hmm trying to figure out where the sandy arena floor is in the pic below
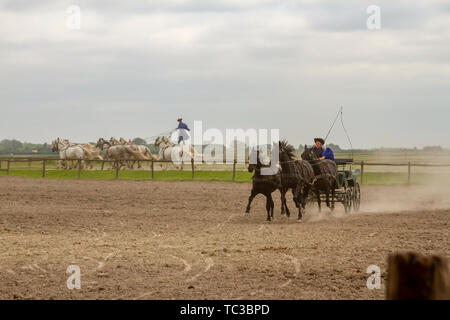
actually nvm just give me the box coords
[0,176,449,299]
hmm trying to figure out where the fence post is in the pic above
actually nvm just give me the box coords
[151,160,154,180]
[77,159,82,179]
[407,162,411,185]
[0,159,2,170]
[7,160,10,176]
[360,161,364,185]
[42,159,46,178]
[101,160,105,171]
[115,161,119,180]
[191,158,195,180]
[232,159,237,181]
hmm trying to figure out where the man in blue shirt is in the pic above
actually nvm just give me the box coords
[176,118,190,145]
[312,138,335,161]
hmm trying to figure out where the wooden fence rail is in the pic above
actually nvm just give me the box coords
[1,157,450,184]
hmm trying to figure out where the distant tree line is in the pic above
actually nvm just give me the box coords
[0,138,447,155]
[0,139,53,155]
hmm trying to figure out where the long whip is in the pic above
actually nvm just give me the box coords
[324,106,343,141]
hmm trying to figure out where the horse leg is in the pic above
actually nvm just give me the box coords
[280,188,286,216]
[301,185,310,209]
[283,188,291,217]
[325,189,331,208]
[265,194,272,221]
[293,185,302,220]
[269,194,275,220]
[284,194,290,217]
[315,189,322,212]
[293,184,302,208]
[331,183,336,210]
[245,190,257,214]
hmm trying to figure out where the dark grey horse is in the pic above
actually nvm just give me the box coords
[245,149,282,221]
[301,146,338,211]
[278,140,315,220]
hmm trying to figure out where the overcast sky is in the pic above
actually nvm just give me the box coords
[1,0,449,148]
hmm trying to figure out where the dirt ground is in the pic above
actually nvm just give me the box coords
[0,176,449,300]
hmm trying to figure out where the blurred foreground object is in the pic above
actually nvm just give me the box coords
[387,252,450,300]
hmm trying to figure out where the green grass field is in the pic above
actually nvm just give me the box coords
[1,152,450,185]
[0,169,252,183]
[1,167,449,186]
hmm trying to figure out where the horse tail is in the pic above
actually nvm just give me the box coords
[125,147,150,160]
[82,147,94,160]
[144,146,158,160]
[149,151,158,160]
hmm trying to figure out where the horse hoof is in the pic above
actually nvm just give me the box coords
[297,219,303,223]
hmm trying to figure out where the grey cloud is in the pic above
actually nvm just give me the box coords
[0,0,449,148]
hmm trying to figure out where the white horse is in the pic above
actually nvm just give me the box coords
[52,138,93,169]
[154,136,195,170]
[62,139,102,169]
[108,137,157,168]
[96,138,151,170]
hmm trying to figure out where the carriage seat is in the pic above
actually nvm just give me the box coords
[335,158,353,165]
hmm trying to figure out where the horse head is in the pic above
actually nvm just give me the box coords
[95,138,103,149]
[96,138,109,150]
[248,148,262,173]
[278,140,296,163]
[301,146,318,161]
[51,139,58,152]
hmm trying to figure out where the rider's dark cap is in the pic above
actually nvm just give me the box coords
[314,138,325,145]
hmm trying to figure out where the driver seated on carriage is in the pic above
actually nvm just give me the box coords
[312,138,335,161]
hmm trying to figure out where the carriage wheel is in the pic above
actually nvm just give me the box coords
[343,189,352,213]
[352,182,361,212]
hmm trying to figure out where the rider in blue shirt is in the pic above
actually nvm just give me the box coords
[177,118,190,144]
[321,147,335,161]
[313,138,335,161]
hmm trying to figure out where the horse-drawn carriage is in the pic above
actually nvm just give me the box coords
[307,158,361,212]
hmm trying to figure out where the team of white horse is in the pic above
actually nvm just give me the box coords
[51,136,195,170]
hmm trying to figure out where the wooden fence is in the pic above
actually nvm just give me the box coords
[0,157,240,181]
[1,157,450,184]
[355,161,450,185]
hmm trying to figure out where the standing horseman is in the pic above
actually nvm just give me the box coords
[301,138,338,211]
[176,118,190,146]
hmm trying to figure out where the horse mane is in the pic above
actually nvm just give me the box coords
[279,140,296,160]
